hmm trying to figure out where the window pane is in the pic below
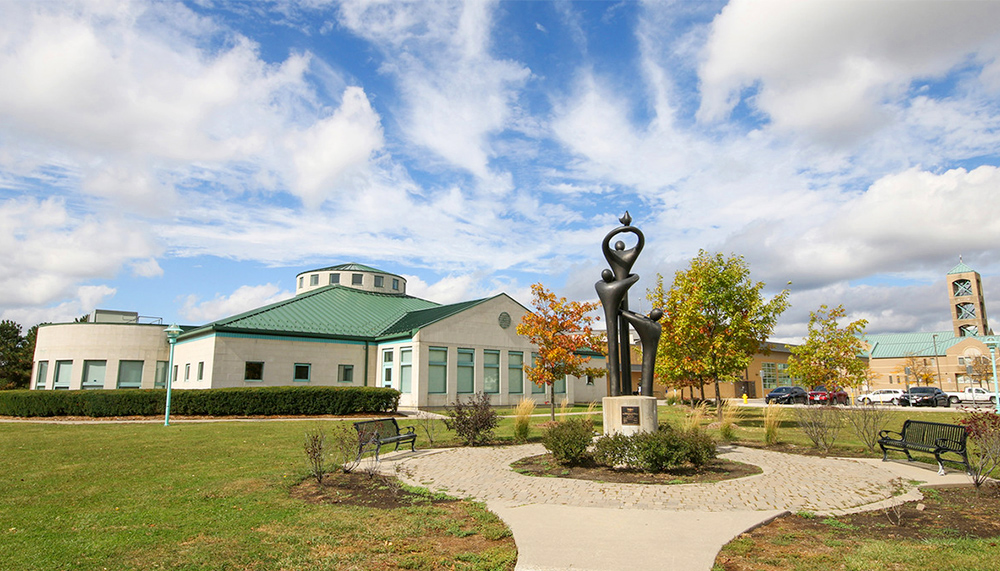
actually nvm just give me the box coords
[330,273,340,284]
[155,361,168,388]
[35,361,48,390]
[457,349,474,393]
[392,278,399,290]
[508,352,523,394]
[428,347,447,393]
[82,360,107,390]
[339,364,354,383]
[310,274,319,286]
[400,348,412,393]
[553,376,566,394]
[54,361,72,389]
[294,363,311,382]
[484,350,499,394]
[245,361,264,381]
[352,273,363,285]
[117,360,143,389]
[197,362,204,381]
[374,276,384,287]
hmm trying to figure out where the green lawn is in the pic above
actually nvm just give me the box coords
[1,421,515,571]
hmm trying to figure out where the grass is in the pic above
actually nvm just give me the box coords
[0,421,515,571]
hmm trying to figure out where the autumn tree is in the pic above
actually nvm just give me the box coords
[648,251,790,419]
[517,283,605,421]
[895,354,937,387]
[787,305,868,392]
[967,355,993,388]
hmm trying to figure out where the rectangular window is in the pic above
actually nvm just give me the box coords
[116,360,143,389]
[244,361,264,382]
[298,276,304,288]
[154,361,168,388]
[484,350,500,394]
[35,360,48,390]
[294,363,311,382]
[400,348,412,393]
[428,347,448,394]
[54,360,73,390]
[958,357,966,365]
[352,273,363,285]
[329,273,340,284]
[81,360,107,390]
[184,363,191,381]
[374,275,384,288]
[457,348,474,393]
[531,353,545,394]
[382,349,393,388]
[392,278,400,291]
[553,375,566,394]
[761,362,777,389]
[338,364,354,383]
[508,352,523,394]
[777,363,792,386]
[310,274,319,286]
[173,365,178,385]
[197,362,204,381]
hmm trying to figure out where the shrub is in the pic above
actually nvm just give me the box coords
[513,398,536,442]
[844,402,892,452]
[958,410,1000,492]
[763,402,781,446]
[0,386,400,417]
[327,422,362,473]
[792,405,845,454]
[542,417,594,464]
[718,399,743,441]
[304,427,326,484]
[592,424,716,472]
[443,392,498,446]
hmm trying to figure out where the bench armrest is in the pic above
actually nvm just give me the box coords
[401,426,416,436]
[878,430,902,440]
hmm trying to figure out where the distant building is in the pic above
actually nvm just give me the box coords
[31,263,607,408]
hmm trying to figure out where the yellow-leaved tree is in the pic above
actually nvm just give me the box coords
[516,283,606,421]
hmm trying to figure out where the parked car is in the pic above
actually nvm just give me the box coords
[899,386,950,407]
[944,386,996,405]
[765,386,808,404]
[808,385,850,405]
[855,388,904,405]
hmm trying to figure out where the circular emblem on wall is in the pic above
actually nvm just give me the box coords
[498,311,511,329]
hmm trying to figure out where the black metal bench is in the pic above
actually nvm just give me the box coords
[877,419,970,475]
[353,418,416,461]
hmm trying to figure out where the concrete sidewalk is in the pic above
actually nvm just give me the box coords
[380,445,973,571]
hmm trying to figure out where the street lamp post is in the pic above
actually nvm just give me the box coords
[983,337,1000,415]
[163,324,182,426]
[932,334,945,389]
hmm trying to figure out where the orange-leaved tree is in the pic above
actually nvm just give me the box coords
[516,283,606,421]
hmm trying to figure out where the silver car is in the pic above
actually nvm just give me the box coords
[855,388,904,405]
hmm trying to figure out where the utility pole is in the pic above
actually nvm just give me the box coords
[932,334,944,389]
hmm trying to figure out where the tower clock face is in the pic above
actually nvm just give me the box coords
[498,311,511,329]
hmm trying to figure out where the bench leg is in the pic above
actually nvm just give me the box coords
[937,461,945,476]
[904,449,914,462]
[879,443,888,462]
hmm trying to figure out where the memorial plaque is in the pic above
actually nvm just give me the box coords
[621,405,640,426]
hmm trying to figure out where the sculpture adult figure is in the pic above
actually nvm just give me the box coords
[595,270,639,396]
[621,308,663,396]
[600,212,645,395]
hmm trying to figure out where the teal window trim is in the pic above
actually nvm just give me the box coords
[508,352,523,394]
[35,360,48,390]
[382,349,393,388]
[457,348,475,394]
[81,360,107,390]
[54,360,72,390]
[338,364,354,383]
[293,363,311,382]
[244,361,264,382]
[428,347,448,394]
[116,360,143,389]
[484,350,500,394]
[399,348,412,393]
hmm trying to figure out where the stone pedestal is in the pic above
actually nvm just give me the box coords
[602,395,657,436]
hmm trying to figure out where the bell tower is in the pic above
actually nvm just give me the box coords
[947,258,991,337]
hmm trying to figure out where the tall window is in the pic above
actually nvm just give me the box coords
[54,360,72,390]
[309,274,319,286]
[428,347,448,394]
[338,364,354,383]
[298,276,304,288]
[329,273,340,284]
[374,275,384,288]
[82,360,107,390]
[294,363,311,382]
[197,362,204,382]
[52,361,73,390]
[392,278,400,291]
[35,361,48,390]
[484,350,500,394]
[245,361,264,381]
[352,273,363,285]
[508,352,523,394]
[184,363,191,382]
[154,361,168,388]
[382,349,393,388]
[116,360,143,389]
[457,348,474,393]
[400,348,412,393]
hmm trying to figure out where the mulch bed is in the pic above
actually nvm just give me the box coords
[715,485,1000,571]
[510,453,762,485]
[291,471,444,509]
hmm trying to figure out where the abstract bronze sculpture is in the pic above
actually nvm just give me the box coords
[596,212,661,396]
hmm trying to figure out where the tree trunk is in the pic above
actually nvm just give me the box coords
[714,379,723,422]
[699,383,705,402]
[549,383,556,422]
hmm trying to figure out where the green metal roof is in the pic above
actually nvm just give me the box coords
[948,261,977,275]
[181,285,439,340]
[865,331,963,358]
[378,297,493,339]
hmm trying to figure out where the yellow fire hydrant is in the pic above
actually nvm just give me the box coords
[742,393,748,404]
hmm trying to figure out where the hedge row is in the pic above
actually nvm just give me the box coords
[0,386,401,418]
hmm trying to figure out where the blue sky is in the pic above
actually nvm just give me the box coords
[2,0,1000,342]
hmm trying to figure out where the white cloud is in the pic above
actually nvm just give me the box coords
[130,258,164,278]
[698,0,1000,144]
[1,284,117,326]
[179,284,293,323]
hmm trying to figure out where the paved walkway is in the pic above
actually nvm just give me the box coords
[379,444,972,571]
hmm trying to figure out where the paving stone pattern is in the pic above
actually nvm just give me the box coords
[384,444,897,512]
